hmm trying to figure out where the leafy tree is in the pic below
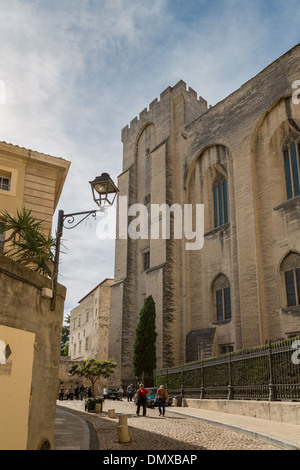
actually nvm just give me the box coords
[0,208,55,276]
[133,295,157,380]
[61,315,70,356]
[68,358,117,397]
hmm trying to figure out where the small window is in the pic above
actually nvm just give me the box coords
[283,136,300,200]
[0,175,10,191]
[220,344,234,354]
[144,194,151,206]
[213,177,228,227]
[144,251,150,271]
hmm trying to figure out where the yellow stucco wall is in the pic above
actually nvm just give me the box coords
[0,325,35,450]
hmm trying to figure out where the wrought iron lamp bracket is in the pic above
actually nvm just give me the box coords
[62,209,100,230]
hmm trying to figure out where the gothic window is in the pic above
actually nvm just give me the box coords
[281,253,300,307]
[144,251,150,271]
[212,274,231,321]
[283,135,300,200]
[213,176,228,227]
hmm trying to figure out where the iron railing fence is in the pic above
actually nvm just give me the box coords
[155,337,300,401]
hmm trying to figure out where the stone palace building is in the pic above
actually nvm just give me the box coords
[108,44,300,385]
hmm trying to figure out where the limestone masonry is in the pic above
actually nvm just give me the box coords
[108,44,300,385]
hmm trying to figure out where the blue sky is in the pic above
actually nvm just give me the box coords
[0,0,299,320]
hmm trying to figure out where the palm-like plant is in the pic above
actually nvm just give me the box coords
[0,208,56,276]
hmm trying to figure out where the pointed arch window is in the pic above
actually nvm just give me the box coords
[283,135,300,200]
[213,176,228,227]
[281,253,300,307]
[212,274,231,322]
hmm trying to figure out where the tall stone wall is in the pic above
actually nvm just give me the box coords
[0,255,66,450]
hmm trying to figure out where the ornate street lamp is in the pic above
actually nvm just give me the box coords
[51,173,119,311]
[89,172,119,208]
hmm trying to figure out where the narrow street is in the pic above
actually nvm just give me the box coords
[55,399,282,451]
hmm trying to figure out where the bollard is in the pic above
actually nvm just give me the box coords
[117,425,131,443]
[108,409,115,419]
[119,415,128,426]
[95,403,101,413]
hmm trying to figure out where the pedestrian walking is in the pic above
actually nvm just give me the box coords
[118,385,124,400]
[59,385,65,401]
[127,384,134,401]
[75,385,79,400]
[79,385,85,400]
[154,385,169,417]
[135,383,149,416]
[68,385,75,400]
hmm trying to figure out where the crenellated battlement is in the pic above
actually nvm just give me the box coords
[121,80,208,142]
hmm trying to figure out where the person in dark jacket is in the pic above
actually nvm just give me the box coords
[135,384,149,416]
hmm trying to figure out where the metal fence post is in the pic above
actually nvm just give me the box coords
[267,341,275,401]
[228,353,233,400]
[166,367,169,390]
[181,364,184,397]
[200,360,205,399]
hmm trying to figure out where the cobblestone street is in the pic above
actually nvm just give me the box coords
[56,399,280,451]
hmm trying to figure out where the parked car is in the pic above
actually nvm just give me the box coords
[146,387,173,408]
[102,387,119,400]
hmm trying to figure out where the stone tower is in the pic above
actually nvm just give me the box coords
[109,45,300,386]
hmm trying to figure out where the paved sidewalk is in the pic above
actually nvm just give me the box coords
[54,399,300,450]
[54,406,91,450]
[169,406,300,450]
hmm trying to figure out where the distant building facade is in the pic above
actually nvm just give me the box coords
[69,278,114,363]
[108,44,300,385]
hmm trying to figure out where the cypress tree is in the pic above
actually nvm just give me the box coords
[133,295,157,379]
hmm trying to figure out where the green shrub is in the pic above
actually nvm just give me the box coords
[84,397,104,411]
